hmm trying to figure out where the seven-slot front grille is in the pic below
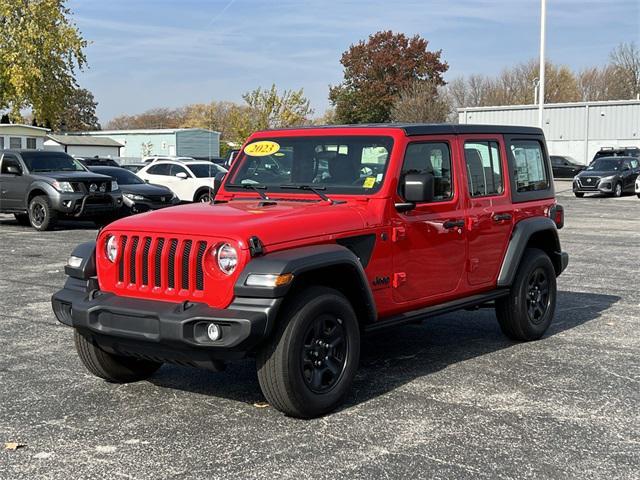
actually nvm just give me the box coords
[116,235,208,294]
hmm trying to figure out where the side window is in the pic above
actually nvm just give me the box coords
[26,138,37,149]
[169,164,189,177]
[1,155,22,174]
[9,137,22,149]
[510,140,550,192]
[0,137,4,149]
[401,142,453,201]
[464,141,503,197]
[147,164,170,175]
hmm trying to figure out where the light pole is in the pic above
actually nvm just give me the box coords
[538,0,546,128]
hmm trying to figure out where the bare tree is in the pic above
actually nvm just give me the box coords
[609,42,640,99]
[390,80,452,123]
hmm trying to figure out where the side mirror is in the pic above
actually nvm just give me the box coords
[6,165,21,175]
[395,173,435,212]
[175,172,188,179]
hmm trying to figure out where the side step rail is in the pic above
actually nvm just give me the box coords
[365,289,510,333]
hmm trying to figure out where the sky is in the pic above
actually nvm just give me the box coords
[67,0,640,123]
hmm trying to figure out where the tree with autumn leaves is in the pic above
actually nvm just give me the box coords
[329,31,449,124]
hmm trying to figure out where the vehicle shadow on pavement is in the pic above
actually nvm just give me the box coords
[147,290,619,411]
[346,290,619,409]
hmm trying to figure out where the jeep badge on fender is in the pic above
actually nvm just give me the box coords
[52,124,568,418]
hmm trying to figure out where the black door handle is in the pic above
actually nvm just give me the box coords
[493,213,512,222]
[443,219,464,229]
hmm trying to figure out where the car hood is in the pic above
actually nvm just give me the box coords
[120,183,173,196]
[107,199,367,248]
[577,170,619,177]
[32,171,113,182]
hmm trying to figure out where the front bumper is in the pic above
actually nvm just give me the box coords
[52,192,123,217]
[52,277,281,366]
[572,178,615,194]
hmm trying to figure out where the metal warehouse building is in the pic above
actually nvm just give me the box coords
[44,134,123,158]
[458,99,640,164]
[79,128,220,160]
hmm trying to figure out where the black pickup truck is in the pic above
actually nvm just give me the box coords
[0,150,123,230]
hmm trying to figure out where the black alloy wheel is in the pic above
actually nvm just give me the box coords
[301,314,348,393]
[526,267,550,325]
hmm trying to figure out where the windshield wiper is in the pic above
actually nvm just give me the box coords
[241,183,270,200]
[280,184,335,204]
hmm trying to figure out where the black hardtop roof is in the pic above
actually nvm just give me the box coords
[264,123,543,136]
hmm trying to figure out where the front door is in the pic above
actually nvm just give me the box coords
[460,135,514,286]
[392,137,467,305]
[0,154,29,211]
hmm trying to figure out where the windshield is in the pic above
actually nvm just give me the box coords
[228,136,394,194]
[188,163,227,178]
[21,152,87,172]
[587,158,622,171]
[90,167,144,184]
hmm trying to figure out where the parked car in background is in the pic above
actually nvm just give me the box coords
[142,156,195,164]
[88,166,179,214]
[76,156,120,167]
[192,156,225,164]
[136,160,227,202]
[121,163,146,174]
[592,146,640,162]
[0,150,122,230]
[550,155,585,178]
[223,149,240,168]
[573,156,640,197]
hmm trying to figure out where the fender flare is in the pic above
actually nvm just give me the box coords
[234,244,377,324]
[65,241,97,280]
[25,181,57,207]
[497,217,561,287]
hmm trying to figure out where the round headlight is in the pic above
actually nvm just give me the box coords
[106,235,119,263]
[216,243,237,275]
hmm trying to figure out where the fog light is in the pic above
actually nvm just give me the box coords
[207,323,222,341]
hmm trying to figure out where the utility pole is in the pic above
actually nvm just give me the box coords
[538,0,546,128]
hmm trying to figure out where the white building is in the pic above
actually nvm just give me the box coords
[44,134,123,158]
[78,128,221,161]
[0,124,49,150]
[458,99,640,164]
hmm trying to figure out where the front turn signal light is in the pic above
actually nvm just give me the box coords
[245,273,294,287]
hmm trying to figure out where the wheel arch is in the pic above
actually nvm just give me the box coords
[497,217,564,287]
[234,244,377,329]
[26,184,53,205]
[193,186,214,202]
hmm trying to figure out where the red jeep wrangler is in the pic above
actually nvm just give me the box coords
[52,124,568,418]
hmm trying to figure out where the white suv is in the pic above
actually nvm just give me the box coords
[137,160,227,202]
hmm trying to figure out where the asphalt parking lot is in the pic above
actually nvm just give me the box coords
[1,181,638,479]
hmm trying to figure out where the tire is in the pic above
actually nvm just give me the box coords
[74,330,162,383]
[613,182,623,197]
[573,192,584,198]
[256,286,360,418]
[13,213,30,226]
[495,248,557,341]
[637,193,640,199]
[195,189,214,203]
[28,195,57,231]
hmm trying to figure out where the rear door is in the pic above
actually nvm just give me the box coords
[391,136,467,305]
[459,135,514,287]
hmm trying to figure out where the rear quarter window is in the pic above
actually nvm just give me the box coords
[504,135,554,203]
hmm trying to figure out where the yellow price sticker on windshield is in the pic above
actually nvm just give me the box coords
[244,141,280,157]
[363,177,376,188]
